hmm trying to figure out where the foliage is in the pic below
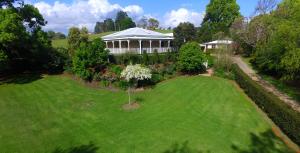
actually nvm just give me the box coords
[94,18,115,34]
[108,52,178,65]
[0,4,60,73]
[148,18,159,30]
[0,50,8,71]
[121,64,151,82]
[115,11,136,31]
[177,42,207,74]
[173,22,197,48]
[231,0,300,82]
[121,64,151,104]
[72,38,109,80]
[67,27,89,56]
[153,49,160,64]
[142,51,149,65]
[47,31,66,40]
[198,0,240,42]
[232,64,300,145]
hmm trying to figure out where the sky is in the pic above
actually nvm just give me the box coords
[27,0,261,33]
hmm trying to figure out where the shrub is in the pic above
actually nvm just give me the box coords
[177,42,207,74]
[153,49,160,64]
[118,80,129,90]
[72,38,109,80]
[232,64,300,145]
[142,51,149,65]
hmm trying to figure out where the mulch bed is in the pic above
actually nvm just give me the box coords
[122,102,140,111]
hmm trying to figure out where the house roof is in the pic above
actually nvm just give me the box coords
[102,27,174,41]
[203,40,233,45]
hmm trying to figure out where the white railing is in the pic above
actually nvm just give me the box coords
[106,47,172,54]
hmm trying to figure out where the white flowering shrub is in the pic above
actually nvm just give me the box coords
[121,64,152,82]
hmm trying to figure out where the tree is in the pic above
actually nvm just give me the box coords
[148,18,159,30]
[0,0,22,8]
[67,27,89,56]
[72,38,109,80]
[121,64,151,104]
[173,22,197,48]
[0,2,57,72]
[67,27,81,56]
[137,16,148,28]
[255,0,278,15]
[115,11,136,31]
[104,18,115,32]
[94,22,104,34]
[177,42,207,74]
[198,0,240,42]
[47,30,66,39]
[80,27,89,43]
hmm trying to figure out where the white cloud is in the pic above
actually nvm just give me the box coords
[163,8,204,28]
[34,0,144,33]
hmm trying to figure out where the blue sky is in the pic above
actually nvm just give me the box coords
[31,0,263,33]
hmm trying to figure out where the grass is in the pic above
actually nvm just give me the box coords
[0,75,294,153]
[51,31,115,48]
[51,29,173,48]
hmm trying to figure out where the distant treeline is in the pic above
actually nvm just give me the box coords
[94,11,160,33]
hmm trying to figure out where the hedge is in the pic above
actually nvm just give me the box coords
[232,64,300,145]
[108,52,178,65]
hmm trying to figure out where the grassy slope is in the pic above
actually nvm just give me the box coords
[51,30,173,48]
[0,76,292,153]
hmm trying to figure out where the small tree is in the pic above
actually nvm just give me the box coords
[177,42,207,74]
[121,64,152,104]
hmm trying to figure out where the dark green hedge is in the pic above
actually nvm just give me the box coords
[232,64,300,145]
[108,52,178,65]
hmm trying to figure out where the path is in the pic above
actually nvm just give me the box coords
[232,56,300,113]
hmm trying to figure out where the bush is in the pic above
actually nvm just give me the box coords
[118,80,129,90]
[232,64,300,145]
[72,38,109,80]
[177,42,207,74]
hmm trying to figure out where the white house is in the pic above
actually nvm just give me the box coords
[102,27,174,54]
[201,40,233,52]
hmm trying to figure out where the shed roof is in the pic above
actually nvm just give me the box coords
[102,27,174,41]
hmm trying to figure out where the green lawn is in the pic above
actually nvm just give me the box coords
[52,29,173,48]
[0,75,293,153]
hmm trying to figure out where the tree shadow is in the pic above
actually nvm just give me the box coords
[52,142,99,153]
[231,129,294,153]
[0,73,42,85]
[162,141,210,153]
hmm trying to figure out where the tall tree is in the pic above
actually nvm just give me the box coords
[173,22,197,48]
[104,18,115,32]
[0,0,57,72]
[198,0,240,42]
[68,27,88,56]
[148,18,159,30]
[94,22,103,34]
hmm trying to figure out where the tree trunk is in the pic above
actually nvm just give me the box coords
[128,86,131,105]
